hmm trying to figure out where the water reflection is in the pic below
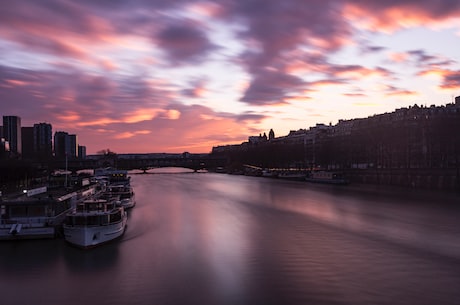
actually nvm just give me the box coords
[0,239,61,275]
[62,242,119,273]
[1,173,460,305]
[207,175,460,260]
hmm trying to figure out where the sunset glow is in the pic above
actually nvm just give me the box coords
[1,0,460,154]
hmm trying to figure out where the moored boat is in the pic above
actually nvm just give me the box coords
[94,167,131,185]
[261,169,278,178]
[94,167,135,209]
[278,170,307,181]
[63,199,127,248]
[305,171,348,185]
[101,184,136,209]
[0,185,96,240]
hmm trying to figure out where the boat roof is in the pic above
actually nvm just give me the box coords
[1,187,84,204]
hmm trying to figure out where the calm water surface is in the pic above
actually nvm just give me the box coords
[1,171,460,305]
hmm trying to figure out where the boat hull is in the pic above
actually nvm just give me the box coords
[120,197,136,209]
[0,224,56,240]
[63,214,127,248]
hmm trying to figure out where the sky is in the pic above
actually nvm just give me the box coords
[1,0,460,154]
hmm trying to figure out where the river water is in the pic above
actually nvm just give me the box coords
[1,170,460,305]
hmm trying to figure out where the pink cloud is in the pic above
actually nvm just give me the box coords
[182,78,208,98]
[389,52,409,63]
[383,85,418,97]
[435,70,460,90]
[80,104,265,154]
[0,64,266,153]
[344,1,460,32]
[1,0,459,154]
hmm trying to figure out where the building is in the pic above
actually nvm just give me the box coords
[2,116,22,155]
[268,129,275,140]
[248,133,267,144]
[78,145,86,159]
[0,138,9,158]
[54,131,78,158]
[33,123,53,159]
[21,126,34,159]
[69,134,78,158]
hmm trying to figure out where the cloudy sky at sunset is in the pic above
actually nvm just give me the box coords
[1,0,460,154]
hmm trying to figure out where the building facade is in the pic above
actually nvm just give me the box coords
[68,134,78,158]
[78,145,86,159]
[2,116,22,155]
[21,126,34,159]
[33,123,53,159]
[54,131,78,159]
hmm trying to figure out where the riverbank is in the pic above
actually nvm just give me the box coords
[346,168,460,192]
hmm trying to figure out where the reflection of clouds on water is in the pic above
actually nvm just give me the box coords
[121,206,160,242]
[1,173,460,305]
[260,181,460,260]
[193,174,460,260]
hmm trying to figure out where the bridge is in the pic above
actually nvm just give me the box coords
[52,153,228,172]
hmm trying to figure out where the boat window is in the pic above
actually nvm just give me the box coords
[28,206,46,216]
[1,205,6,218]
[87,215,100,226]
[110,210,122,222]
[65,216,75,225]
[10,206,28,217]
[101,215,109,225]
[55,202,71,214]
[74,216,86,226]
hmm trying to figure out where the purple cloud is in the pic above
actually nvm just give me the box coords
[155,20,217,65]
[440,70,460,89]
[240,70,305,105]
[215,0,352,105]
[181,78,208,98]
[348,0,460,19]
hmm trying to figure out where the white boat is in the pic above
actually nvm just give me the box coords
[305,171,348,185]
[0,185,96,240]
[94,167,135,209]
[101,184,136,209]
[63,199,127,248]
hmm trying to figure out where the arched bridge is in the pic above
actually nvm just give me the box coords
[55,153,227,172]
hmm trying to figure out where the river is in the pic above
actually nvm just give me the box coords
[1,170,460,305]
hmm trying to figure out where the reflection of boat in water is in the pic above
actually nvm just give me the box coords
[63,199,127,249]
[305,171,348,185]
[0,184,96,240]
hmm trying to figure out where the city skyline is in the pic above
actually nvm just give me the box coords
[0,116,85,159]
[1,1,460,154]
